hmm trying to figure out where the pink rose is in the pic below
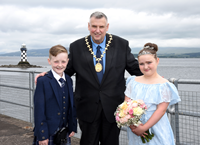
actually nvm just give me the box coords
[130,114,135,118]
[116,116,120,122]
[129,109,133,115]
[140,104,146,109]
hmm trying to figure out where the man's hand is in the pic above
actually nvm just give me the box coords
[39,139,49,145]
[35,72,46,84]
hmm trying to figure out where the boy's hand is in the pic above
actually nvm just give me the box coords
[39,139,49,145]
[69,131,75,137]
[35,72,47,84]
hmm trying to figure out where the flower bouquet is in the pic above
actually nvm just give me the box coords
[114,99,154,143]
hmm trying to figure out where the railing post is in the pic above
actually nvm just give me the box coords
[169,78,180,145]
[174,79,180,145]
[31,71,35,127]
[29,72,32,125]
[0,75,2,114]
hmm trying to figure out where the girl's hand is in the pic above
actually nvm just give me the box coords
[125,95,129,101]
[129,125,137,131]
[130,123,143,132]
[132,124,146,136]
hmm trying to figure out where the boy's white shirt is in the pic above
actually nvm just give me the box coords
[51,69,66,87]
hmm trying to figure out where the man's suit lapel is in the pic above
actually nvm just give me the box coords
[84,36,100,84]
[65,74,74,108]
[101,33,115,85]
[48,71,62,110]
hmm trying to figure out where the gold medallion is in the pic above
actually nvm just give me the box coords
[85,33,113,72]
[95,63,102,72]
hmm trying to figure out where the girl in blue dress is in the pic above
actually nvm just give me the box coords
[124,43,181,145]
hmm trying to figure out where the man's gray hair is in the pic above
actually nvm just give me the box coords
[90,11,108,21]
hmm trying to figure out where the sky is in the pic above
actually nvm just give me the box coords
[0,0,200,53]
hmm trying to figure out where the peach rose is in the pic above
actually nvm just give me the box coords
[120,117,128,123]
[137,99,144,105]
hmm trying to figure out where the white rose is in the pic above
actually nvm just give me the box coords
[133,107,144,116]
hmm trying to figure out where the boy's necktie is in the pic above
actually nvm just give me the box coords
[96,45,103,83]
[59,78,65,88]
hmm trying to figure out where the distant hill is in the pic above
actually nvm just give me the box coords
[131,47,200,54]
[0,47,200,58]
[133,52,200,58]
[0,48,49,57]
[0,48,69,57]
[183,52,200,57]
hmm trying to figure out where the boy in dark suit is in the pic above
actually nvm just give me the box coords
[33,45,77,145]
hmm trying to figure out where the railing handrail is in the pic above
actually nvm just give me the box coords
[1,69,200,145]
[0,84,33,90]
[169,78,200,84]
[1,69,200,83]
[0,69,36,73]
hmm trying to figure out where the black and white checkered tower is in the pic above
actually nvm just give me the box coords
[20,44,27,62]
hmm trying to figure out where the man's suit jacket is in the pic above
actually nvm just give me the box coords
[65,33,142,123]
[34,71,77,141]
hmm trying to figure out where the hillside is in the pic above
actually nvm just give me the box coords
[0,47,200,58]
[131,47,200,54]
[133,52,200,58]
[0,48,49,57]
[0,48,68,57]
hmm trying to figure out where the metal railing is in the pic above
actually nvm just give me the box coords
[0,70,39,124]
[168,78,200,145]
[0,70,200,145]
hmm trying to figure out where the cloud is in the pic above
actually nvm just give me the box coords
[1,0,200,16]
[0,1,200,53]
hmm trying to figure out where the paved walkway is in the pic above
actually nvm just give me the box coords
[0,114,80,145]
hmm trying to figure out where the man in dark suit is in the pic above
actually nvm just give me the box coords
[65,11,142,145]
[35,11,142,145]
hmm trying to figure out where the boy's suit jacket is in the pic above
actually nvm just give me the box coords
[34,70,77,141]
[65,33,142,123]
